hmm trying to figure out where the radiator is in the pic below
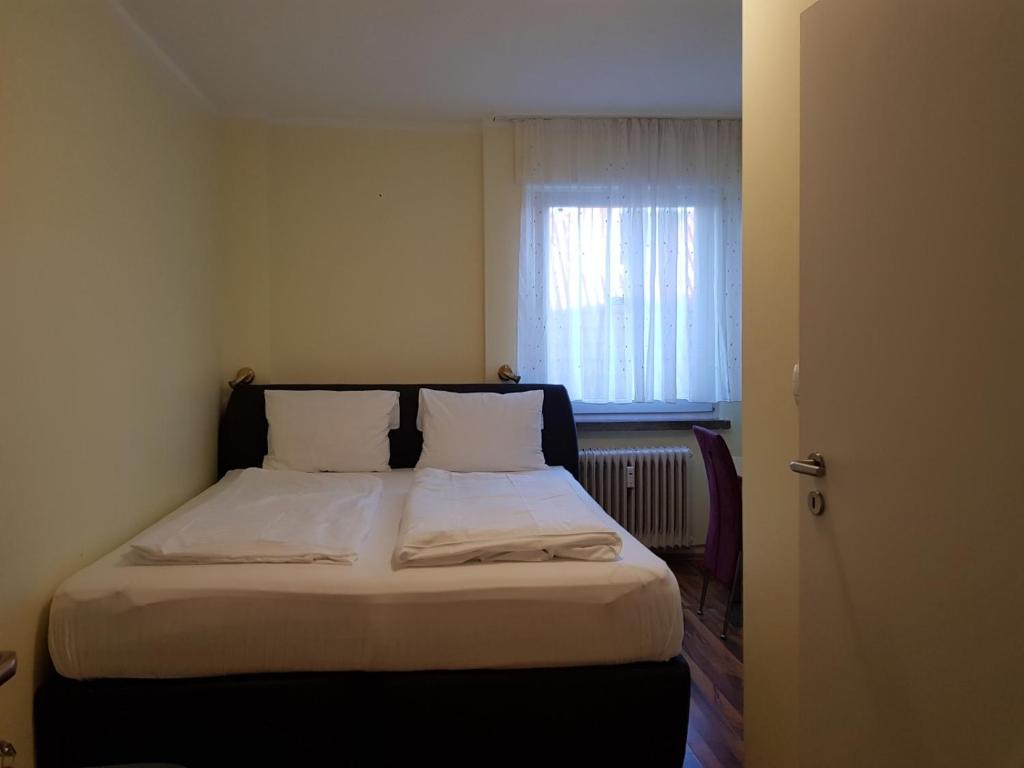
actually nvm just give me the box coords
[578,446,690,549]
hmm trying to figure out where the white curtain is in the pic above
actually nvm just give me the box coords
[515,118,741,403]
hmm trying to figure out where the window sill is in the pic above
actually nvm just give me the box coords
[574,415,732,432]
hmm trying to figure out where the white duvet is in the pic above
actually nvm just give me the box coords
[395,467,622,566]
[130,468,381,565]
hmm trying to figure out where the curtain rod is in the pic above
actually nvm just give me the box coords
[488,115,740,122]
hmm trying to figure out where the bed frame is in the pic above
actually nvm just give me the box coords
[35,383,690,767]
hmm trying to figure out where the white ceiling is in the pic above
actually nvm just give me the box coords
[117,0,740,123]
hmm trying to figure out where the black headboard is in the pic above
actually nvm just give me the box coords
[218,383,579,478]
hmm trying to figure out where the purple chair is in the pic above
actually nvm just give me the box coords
[693,426,742,640]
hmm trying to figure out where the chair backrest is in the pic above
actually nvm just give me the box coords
[693,426,742,586]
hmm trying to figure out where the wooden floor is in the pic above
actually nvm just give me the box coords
[663,553,744,768]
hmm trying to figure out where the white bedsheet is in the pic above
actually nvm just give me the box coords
[49,471,683,680]
[129,468,380,565]
[396,468,622,566]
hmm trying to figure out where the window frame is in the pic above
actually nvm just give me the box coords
[572,400,715,415]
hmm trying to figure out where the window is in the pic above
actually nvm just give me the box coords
[515,119,741,411]
[539,197,711,413]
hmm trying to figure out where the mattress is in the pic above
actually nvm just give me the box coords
[49,470,684,680]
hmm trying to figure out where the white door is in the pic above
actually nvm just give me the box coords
[799,0,1023,765]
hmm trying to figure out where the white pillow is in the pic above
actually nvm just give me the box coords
[263,390,400,473]
[415,389,547,472]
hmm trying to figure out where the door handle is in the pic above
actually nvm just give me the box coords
[0,651,15,687]
[789,452,826,477]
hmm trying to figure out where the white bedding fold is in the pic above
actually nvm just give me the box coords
[395,467,622,566]
[130,468,381,564]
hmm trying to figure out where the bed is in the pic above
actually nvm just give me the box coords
[35,383,691,767]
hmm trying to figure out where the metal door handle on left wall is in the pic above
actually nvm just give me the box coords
[0,651,15,687]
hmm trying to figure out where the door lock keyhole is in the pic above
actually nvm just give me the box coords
[808,490,826,516]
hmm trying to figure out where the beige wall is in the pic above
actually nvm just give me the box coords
[741,1,813,765]
[482,119,520,379]
[0,1,222,763]
[220,121,485,384]
[219,121,273,387]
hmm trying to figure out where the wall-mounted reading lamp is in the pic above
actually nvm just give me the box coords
[497,364,521,384]
[229,367,256,389]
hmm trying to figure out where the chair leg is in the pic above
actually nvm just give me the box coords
[697,569,710,616]
[721,553,742,641]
